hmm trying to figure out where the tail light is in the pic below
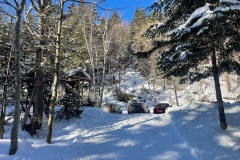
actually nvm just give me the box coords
[155,108,160,112]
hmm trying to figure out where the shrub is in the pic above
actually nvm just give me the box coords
[114,88,135,102]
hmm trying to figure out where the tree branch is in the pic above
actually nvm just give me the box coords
[13,0,19,8]
[29,0,39,12]
[0,0,17,10]
[0,6,14,18]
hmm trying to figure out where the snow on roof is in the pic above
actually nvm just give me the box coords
[67,67,91,80]
[67,67,82,76]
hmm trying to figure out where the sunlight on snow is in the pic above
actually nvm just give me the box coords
[225,105,240,113]
[215,134,236,149]
[80,153,120,160]
[83,135,119,144]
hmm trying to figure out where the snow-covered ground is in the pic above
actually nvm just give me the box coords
[0,68,240,160]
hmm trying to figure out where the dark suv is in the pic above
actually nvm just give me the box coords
[128,103,150,114]
[153,103,170,114]
[101,103,122,114]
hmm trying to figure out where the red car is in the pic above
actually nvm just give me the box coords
[154,103,171,114]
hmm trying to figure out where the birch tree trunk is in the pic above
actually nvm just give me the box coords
[46,0,64,143]
[225,73,231,93]
[9,0,26,155]
[99,20,109,106]
[173,79,179,106]
[80,6,96,101]
[211,46,227,130]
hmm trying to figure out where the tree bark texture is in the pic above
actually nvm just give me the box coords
[225,73,231,93]
[9,0,25,155]
[211,47,227,130]
[173,80,179,106]
[30,0,50,135]
[46,0,64,143]
[21,85,36,131]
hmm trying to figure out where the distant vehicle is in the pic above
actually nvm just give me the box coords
[101,103,122,114]
[154,103,171,114]
[128,103,150,114]
[131,96,146,103]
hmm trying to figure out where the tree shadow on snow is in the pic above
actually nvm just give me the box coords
[168,102,240,160]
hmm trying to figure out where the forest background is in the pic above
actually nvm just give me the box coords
[0,0,240,156]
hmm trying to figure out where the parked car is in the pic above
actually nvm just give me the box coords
[131,96,146,103]
[101,103,122,114]
[128,103,150,114]
[153,103,171,114]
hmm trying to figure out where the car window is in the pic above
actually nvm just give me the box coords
[132,103,143,108]
[156,104,169,108]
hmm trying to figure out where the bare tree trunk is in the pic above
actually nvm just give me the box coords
[99,51,106,107]
[211,47,227,130]
[237,56,240,90]
[0,80,8,139]
[153,72,157,105]
[225,73,231,92]
[9,0,25,155]
[46,0,64,143]
[21,85,36,131]
[163,78,166,91]
[30,0,50,135]
[0,50,12,139]
[237,75,240,89]
[99,20,110,107]
[236,56,240,98]
[80,6,96,101]
[173,79,179,106]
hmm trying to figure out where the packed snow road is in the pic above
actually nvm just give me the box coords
[57,107,199,160]
[0,107,199,160]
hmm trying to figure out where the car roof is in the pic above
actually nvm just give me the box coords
[103,103,117,105]
[130,103,144,105]
[102,103,117,106]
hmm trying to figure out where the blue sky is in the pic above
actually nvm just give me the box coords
[98,0,154,22]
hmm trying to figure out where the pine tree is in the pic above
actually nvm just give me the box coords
[129,7,151,53]
[145,1,240,130]
[145,0,219,38]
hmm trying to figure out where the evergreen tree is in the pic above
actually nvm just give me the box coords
[109,11,121,28]
[146,0,219,38]
[145,1,240,129]
[129,7,151,53]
